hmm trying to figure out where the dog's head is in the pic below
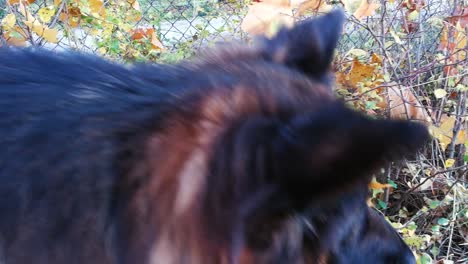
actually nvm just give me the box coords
[126,10,428,264]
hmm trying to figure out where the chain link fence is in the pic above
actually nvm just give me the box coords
[0,0,250,58]
[0,0,451,65]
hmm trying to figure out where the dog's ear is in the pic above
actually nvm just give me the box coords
[258,10,345,78]
[273,103,430,205]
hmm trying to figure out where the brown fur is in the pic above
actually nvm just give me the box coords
[0,10,428,264]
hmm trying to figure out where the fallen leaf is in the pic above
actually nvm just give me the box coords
[353,0,380,20]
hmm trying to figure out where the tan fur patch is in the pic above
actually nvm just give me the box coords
[174,148,206,216]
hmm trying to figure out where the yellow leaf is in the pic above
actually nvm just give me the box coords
[429,116,467,151]
[1,14,16,30]
[434,89,447,99]
[18,4,36,22]
[347,48,369,58]
[455,22,467,61]
[102,23,114,37]
[2,26,28,46]
[445,159,455,168]
[90,0,106,17]
[23,19,58,43]
[38,7,56,23]
[353,0,380,20]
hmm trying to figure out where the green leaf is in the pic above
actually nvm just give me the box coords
[418,253,432,264]
[388,179,397,189]
[377,199,387,210]
[430,246,439,259]
[407,222,417,231]
[428,199,440,209]
[431,225,440,233]
[464,154,468,162]
[437,218,449,226]
[365,101,377,110]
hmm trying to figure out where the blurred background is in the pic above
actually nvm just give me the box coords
[1,0,467,263]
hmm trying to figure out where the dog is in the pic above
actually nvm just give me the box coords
[0,10,427,264]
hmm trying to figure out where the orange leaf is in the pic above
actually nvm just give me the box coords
[68,7,82,17]
[8,0,35,4]
[59,12,80,28]
[90,0,106,17]
[131,29,146,41]
[347,58,376,88]
[445,6,468,27]
[385,84,430,123]
[131,28,165,50]
[150,34,165,50]
[353,0,380,20]
[371,53,382,65]
[369,181,392,190]
[241,0,294,36]
[296,0,327,16]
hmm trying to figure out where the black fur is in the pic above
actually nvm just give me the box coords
[0,10,428,264]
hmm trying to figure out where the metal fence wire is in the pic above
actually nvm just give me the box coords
[0,0,250,56]
[0,0,455,67]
